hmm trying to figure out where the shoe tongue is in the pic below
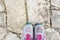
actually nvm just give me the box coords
[26,34,31,40]
[37,35,42,40]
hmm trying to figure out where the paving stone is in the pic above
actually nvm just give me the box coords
[0,13,6,27]
[51,5,60,10]
[54,28,60,35]
[0,27,7,40]
[0,5,3,11]
[0,0,4,11]
[5,32,19,40]
[45,28,60,40]
[5,0,26,33]
[51,0,60,8]
[27,0,50,26]
[52,10,60,28]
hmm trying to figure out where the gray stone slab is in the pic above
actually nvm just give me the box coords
[0,27,7,40]
[5,32,19,40]
[54,28,60,34]
[52,10,60,28]
[51,5,60,10]
[0,0,4,12]
[51,0,60,8]
[5,0,26,33]
[0,5,3,11]
[0,13,6,27]
[45,28,60,40]
[27,0,50,26]
[0,0,6,12]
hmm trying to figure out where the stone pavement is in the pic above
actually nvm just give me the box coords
[0,0,60,40]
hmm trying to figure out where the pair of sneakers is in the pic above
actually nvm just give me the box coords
[22,22,45,40]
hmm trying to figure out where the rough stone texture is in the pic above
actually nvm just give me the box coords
[51,5,60,10]
[54,28,60,34]
[52,10,60,28]
[5,32,19,40]
[45,28,60,40]
[0,27,7,40]
[27,0,44,24]
[27,0,50,26]
[0,0,60,40]
[0,13,6,27]
[51,0,60,8]
[5,0,26,33]
[0,0,4,12]
[0,4,3,11]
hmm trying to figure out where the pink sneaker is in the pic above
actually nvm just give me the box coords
[22,23,33,40]
[35,23,45,40]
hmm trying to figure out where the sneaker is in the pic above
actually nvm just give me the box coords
[35,23,45,40]
[22,22,33,40]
